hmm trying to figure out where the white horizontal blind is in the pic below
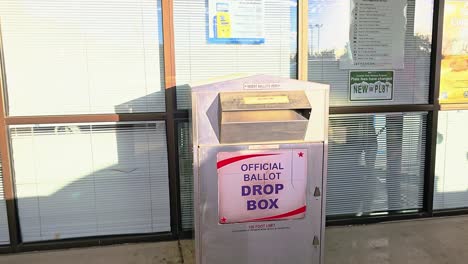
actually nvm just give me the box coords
[174,0,298,109]
[178,122,193,230]
[308,0,433,106]
[0,0,165,115]
[327,112,427,216]
[0,155,10,245]
[434,110,468,210]
[10,122,170,242]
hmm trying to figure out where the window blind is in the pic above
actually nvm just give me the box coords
[10,122,170,242]
[178,122,193,230]
[0,0,165,116]
[434,110,468,210]
[308,0,434,106]
[0,155,9,245]
[177,113,428,228]
[327,112,427,216]
[173,0,298,109]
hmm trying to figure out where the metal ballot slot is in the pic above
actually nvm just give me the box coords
[192,75,329,264]
[219,91,311,143]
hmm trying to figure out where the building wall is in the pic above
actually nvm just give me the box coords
[0,0,464,250]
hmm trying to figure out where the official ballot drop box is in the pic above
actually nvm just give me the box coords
[191,75,329,264]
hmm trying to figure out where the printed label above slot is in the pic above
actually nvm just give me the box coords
[243,96,290,105]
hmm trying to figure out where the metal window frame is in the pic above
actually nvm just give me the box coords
[173,0,454,232]
[0,0,464,254]
[0,0,187,253]
[313,0,449,227]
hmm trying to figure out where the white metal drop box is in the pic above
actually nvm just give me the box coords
[191,74,329,264]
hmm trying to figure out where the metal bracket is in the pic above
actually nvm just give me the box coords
[314,187,321,197]
[313,235,320,247]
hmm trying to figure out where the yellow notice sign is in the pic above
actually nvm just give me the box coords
[440,1,468,104]
[216,11,232,38]
[243,96,290,105]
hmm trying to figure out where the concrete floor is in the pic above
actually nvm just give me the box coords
[0,216,467,264]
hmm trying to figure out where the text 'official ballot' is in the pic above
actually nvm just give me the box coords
[217,149,307,224]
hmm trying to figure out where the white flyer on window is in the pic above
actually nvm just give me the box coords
[208,0,265,44]
[340,0,407,69]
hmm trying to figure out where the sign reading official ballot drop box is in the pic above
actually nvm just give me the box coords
[217,149,307,224]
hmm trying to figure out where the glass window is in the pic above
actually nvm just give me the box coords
[434,110,468,210]
[0,0,165,115]
[174,0,298,109]
[328,112,427,216]
[308,0,434,106]
[10,122,170,242]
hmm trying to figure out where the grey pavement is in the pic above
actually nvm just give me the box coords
[0,216,467,264]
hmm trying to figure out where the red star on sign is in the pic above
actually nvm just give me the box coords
[220,217,227,224]
[298,152,304,157]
